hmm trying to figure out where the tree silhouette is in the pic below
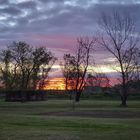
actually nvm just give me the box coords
[60,54,76,92]
[99,11,139,106]
[74,37,97,101]
[0,41,56,90]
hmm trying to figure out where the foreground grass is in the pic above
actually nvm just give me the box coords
[0,100,140,140]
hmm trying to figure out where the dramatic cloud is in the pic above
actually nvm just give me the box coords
[0,0,140,75]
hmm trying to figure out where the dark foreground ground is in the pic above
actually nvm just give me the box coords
[0,100,140,140]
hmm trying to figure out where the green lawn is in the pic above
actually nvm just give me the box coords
[0,100,140,140]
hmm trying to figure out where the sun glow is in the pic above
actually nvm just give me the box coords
[41,64,120,90]
[43,78,65,90]
[42,77,119,90]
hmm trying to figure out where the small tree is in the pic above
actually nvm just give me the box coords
[99,11,139,106]
[32,47,57,90]
[61,54,77,101]
[60,54,76,92]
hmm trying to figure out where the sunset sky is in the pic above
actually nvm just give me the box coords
[0,0,140,87]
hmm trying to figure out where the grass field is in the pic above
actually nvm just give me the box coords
[0,99,140,140]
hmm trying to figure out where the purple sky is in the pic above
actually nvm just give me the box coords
[0,0,140,78]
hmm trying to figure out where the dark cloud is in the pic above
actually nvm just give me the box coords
[99,0,140,4]
[39,0,66,3]
[0,0,9,5]
[0,6,22,16]
[0,0,140,57]
[93,3,140,31]
[16,1,37,9]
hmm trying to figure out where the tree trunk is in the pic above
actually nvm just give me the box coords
[75,91,81,102]
[120,73,128,107]
[121,95,127,107]
[120,85,128,107]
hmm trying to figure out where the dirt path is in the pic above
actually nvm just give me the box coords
[41,110,140,118]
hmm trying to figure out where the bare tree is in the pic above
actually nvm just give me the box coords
[131,48,140,81]
[0,41,56,90]
[60,54,76,92]
[60,54,77,101]
[0,50,13,89]
[8,42,33,90]
[99,11,139,106]
[32,47,57,90]
[61,37,96,101]
[74,37,97,101]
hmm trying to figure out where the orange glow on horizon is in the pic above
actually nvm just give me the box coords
[41,77,119,90]
[43,78,65,90]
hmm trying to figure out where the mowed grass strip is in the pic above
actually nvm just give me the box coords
[0,100,140,140]
[0,100,140,114]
